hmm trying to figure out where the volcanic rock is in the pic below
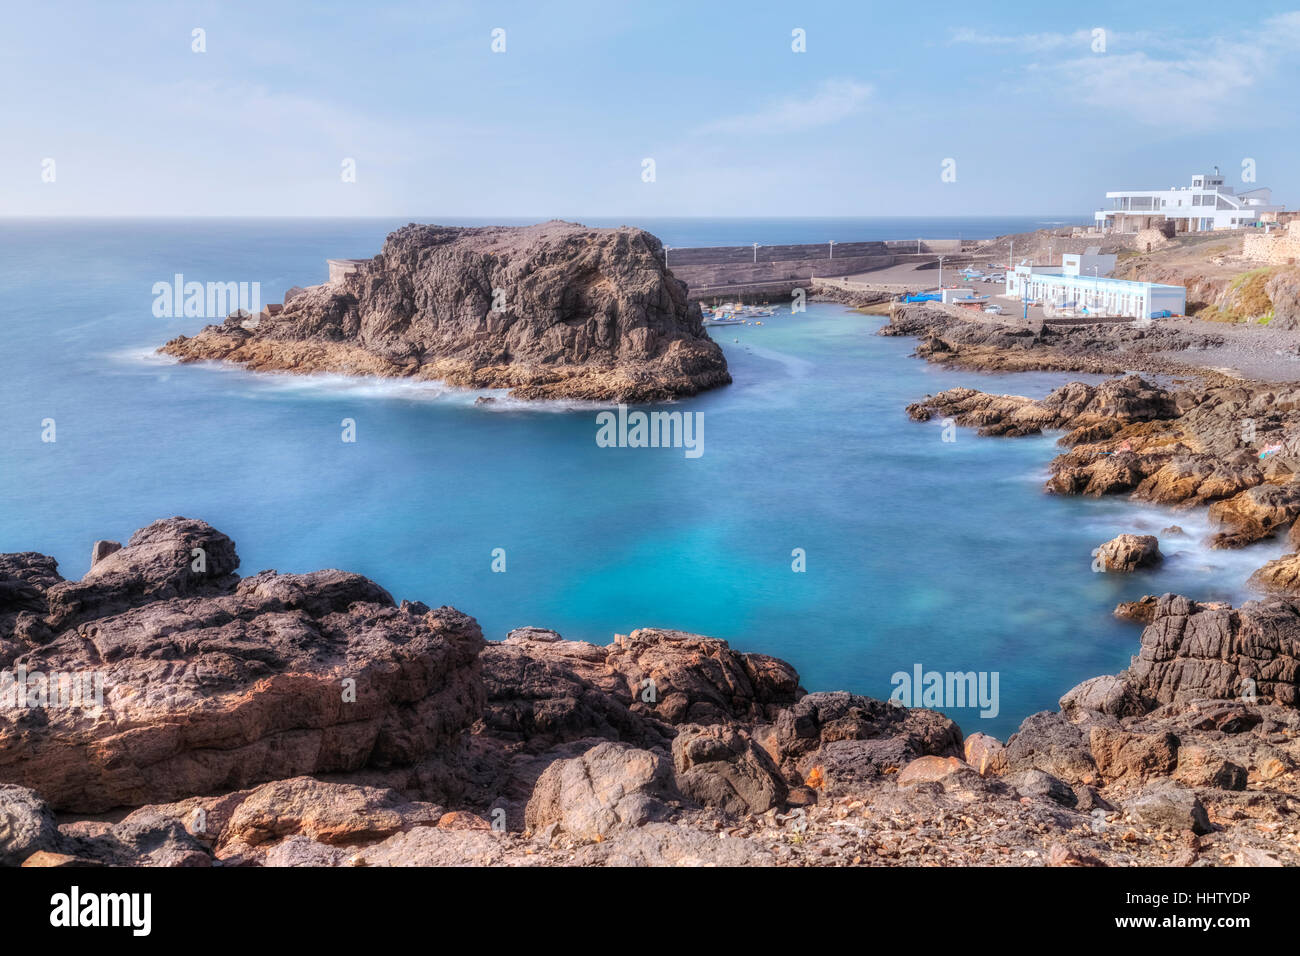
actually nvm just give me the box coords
[159,221,731,402]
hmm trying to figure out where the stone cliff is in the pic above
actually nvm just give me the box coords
[3,520,1298,867]
[159,221,731,402]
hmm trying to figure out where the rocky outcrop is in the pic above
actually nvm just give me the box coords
[1093,533,1162,572]
[159,221,731,402]
[1126,594,1300,707]
[1249,552,1300,593]
[523,743,678,840]
[7,522,1300,867]
[671,723,787,815]
[0,518,485,813]
[908,370,1300,563]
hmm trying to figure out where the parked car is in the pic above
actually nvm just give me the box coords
[984,304,1004,314]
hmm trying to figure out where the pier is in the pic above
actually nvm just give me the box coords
[669,239,978,301]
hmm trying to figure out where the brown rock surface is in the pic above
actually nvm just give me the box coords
[1093,533,1162,572]
[0,518,485,813]
[159,221,731,402]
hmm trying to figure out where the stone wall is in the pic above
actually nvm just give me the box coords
[1243,224,1300,265]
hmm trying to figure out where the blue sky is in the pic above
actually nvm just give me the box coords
[3,0,1298,217]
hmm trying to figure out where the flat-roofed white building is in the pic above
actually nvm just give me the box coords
[1095,170,1282,234]
[1006,255,1185,319]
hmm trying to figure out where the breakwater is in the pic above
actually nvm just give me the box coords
[671,239,976,301]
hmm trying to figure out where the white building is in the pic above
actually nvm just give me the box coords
[1006,254,1185,319]
[1094,170,1282,234]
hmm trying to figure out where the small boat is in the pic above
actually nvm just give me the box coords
[704,315,746,326]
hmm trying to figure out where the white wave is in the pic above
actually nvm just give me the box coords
[106,345,610,412]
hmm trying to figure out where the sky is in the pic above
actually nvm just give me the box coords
[2,0,1298,218]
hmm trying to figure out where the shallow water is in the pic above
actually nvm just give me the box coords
[0,219,1281,737]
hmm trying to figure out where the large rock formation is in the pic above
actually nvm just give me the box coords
[6,521,1300,867]
[0,518,485,812]
[159,221,731,402]
[908,373,1300,561]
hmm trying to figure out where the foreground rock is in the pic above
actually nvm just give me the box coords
[0,517,485,812]
[6,522,1300,867]
[159,221,731,402]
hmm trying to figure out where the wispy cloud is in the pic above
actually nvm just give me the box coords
[699,79,872,135]
[950,12,1300,131]
[949,28,1094,52]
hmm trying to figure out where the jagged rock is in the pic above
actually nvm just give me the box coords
[1127,786,1211,834]
[606,628,802,726]
[44,517,238,630]
[159,222,731,402]
[524,743,677,840]
[89,540,121,566]
[963,733,1008,776]
[1005,769,1078,807]
[1072,784,1115,813]
[1173,745,1247,790]
[1005,711,1098,784]
[1114,596,1160,625]
[1127,594,1300,707]
[1089,728,1179,783]
[0,784,60,866]
[0,520,485,813]
[897,755,971,786]
[80,809,213,867]
[1060,674,1146,718]
[479,632,669,751]
[1093,533,1162,572]
[671,723,787,815]
[1248,553,1300,594]
[216,777,443,850]
[1208,481,1300,549]
[764,691,962,787]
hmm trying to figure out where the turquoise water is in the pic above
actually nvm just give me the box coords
[0,219,1282,737]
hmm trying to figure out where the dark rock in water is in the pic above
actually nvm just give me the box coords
[1114,595,1160,625]
[1094,533,1162,572]
[159,221,731,402]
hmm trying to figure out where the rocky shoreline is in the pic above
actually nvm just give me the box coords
[159,221,731,403]
[3,517,1298,867]
[893,303,1300,584]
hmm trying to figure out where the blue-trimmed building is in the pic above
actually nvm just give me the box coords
[1006,254,1185,319]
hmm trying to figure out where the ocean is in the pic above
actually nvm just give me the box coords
[0,217,1276,738]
